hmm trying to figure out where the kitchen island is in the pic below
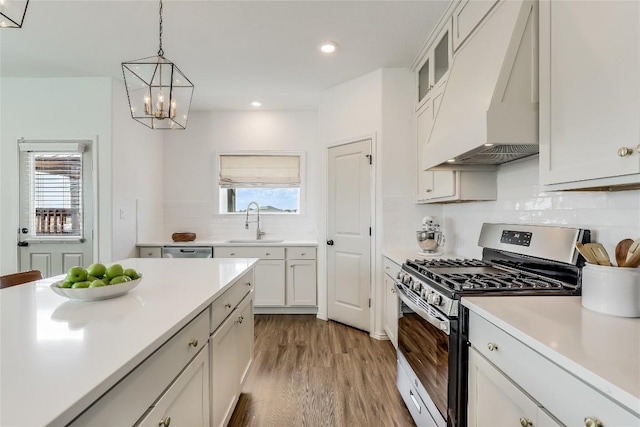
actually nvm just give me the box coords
[0,257,258,427]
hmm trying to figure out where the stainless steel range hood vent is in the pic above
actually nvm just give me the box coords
[423,0,538,171]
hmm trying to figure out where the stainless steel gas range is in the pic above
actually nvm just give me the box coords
[394,223,590,427]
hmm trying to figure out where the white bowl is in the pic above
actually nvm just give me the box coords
[50,277,143,301]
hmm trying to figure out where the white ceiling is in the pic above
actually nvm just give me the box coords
[1,0,451,111]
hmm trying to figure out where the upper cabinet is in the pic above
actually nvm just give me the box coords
[539,0,640,190]
[452,0,500,52]
[416,19,453,112]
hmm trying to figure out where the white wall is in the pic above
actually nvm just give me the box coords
[444,157,640,259]
[111,81,164,260]
[161,110,319,242]
[0,77,113,274]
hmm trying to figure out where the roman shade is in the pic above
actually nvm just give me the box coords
[219,154,301,188]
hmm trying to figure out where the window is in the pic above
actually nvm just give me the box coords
[19,142,85,239]
[218,154,302,214]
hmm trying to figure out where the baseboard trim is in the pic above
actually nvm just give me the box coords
[254,306,318,315]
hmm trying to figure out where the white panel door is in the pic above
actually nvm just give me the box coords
[327,139,372,332]
[18,141,94,277]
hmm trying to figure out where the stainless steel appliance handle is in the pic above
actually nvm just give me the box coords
[409,390,422,413]
[395,281,450,335]
[180,249,196,253]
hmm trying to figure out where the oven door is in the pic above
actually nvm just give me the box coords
[396,281,451,427]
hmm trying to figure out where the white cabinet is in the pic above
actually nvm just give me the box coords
[416,170,496,204]
[210,307,239,427]
[209,285,254,427]
[416,19,452,111]
[452,0,499,51]
[382,257,400,349]
[468,310,640,427]
[138,246,161,258]
[468,347,561,427]
[216,245,317,309]
[136,345,210,427]
[539,0,640,189]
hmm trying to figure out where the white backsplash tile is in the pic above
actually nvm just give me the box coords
[443,157,640,260]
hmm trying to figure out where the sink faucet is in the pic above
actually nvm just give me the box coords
[245,201,265,240]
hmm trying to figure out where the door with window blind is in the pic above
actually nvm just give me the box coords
[18,140,94,278]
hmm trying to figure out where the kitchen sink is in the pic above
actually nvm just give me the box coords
[225,239,284,244]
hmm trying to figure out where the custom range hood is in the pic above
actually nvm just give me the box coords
[424,0,538,170]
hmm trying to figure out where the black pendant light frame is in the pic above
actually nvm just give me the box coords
[121,0,194,130]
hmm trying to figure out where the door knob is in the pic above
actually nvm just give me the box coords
[21,228,28,234]
[327,240,334,246]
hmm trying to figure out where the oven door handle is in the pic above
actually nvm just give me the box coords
[395,282,450,335]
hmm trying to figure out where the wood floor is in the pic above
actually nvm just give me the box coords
[228,314,415,427]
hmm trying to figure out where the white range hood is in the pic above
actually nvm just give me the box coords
[424,0,538,170]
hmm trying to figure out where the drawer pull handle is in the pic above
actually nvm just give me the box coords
[301,252,306,256]
[409,390,421,413]
[188,339,198,347]
[230,252,235,256]
[265,252,270,255]
[487,342,498,351]
[159,417,171,427]
[225,303,232,309]
[584,417,603,427]
[238,315,244,324]
[519,417,532,427]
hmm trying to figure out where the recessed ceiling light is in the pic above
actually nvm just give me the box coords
[447,159,456,163]
[319,41,338,54]
[484,143,494,147]
[251,101,262,107]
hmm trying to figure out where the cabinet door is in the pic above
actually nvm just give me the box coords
[136,346,210,427]
[235,293,254,386]
[383,274,398,349]
[468,347,543,427]
[540,0,640,186]
[253,260,285,306]
[210,313,238,427]
[138,246,161,258]
[286,260,317,306]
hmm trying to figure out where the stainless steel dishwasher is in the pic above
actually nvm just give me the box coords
[161,246,213,258]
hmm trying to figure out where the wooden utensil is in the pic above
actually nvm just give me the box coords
[583,243,612,266]
[575,242,598,264]
[624,238,640,268]
[615,239,634,267]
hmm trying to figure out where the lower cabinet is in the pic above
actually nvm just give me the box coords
[136,345,210,427]
[382,256,400,349]
[210,292,255,427]
[468,347,560,427]
[286,259,317,306]
[254,260,286,306]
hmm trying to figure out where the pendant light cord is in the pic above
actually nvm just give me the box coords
[158,0,164,57]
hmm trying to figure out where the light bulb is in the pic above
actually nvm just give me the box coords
[319,41,338,54]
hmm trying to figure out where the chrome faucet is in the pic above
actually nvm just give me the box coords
[245,201,265,240]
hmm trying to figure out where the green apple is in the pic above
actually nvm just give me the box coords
[87,275,99,282]
[109,275,129,285]
[86,263,107,278]
[106,264,124,280]
[58,280,73,288]
[124,268,139,280]
[71,280,91,289]
[66,266,88,283]
[89,279,106,288]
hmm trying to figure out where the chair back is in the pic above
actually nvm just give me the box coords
[0,270,43,289]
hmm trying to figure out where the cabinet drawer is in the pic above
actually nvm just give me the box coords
[139,246,162,258]
[210,270,253,334]
[216,246,284,260]
[469,312,640,426]
[71,309,209,426]
[286,247,316,260]
[383,257,401,279]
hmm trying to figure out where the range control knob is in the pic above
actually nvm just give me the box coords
[428,293,442,305]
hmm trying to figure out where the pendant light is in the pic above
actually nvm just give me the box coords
[121,0,194,130]
[0,0,29,28]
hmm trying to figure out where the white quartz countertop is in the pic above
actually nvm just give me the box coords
[462,296,640,416]
[137,240,318,247]
[0,257,258,427]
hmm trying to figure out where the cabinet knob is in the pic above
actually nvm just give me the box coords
[158,417,171,427]
[225,303,232,309]
[487,342,498,351]
[188,339,198,347]
[265,252,270,256]
[637,144,640,153]
[301,252,306,256]
[391,287,396,293]
[238,315,244,324]
[426,189,433,193]
[246,282,252,287]
[617,147,633,157]
[584,417,603,427]
[519,417,532,427]
[230,252,235,256]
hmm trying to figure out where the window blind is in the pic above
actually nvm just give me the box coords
[219,155,301,188]
[19,143,84,239]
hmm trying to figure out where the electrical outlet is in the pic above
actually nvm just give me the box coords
[119,209,125,220]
